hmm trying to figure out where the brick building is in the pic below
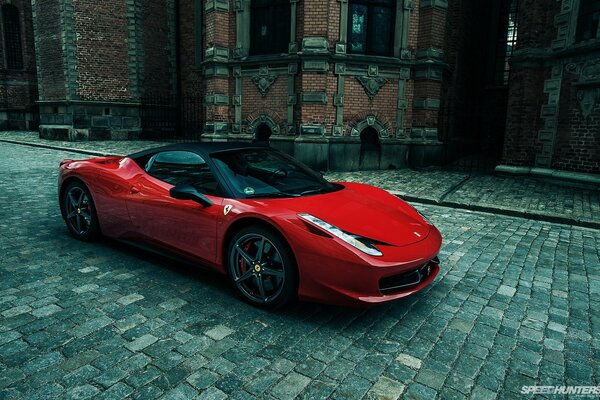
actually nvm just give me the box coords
[4,0,600,172]
[0,0,38,130]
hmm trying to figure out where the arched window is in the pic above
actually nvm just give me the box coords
[347,0,395,56]
[575,0,600,42]
[2,4,23,69]
[250,0,290,56]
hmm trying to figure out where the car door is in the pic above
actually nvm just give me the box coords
[125,150,224,265]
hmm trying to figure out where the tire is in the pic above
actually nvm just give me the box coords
[227,226,297,309]
[62,181,100,241]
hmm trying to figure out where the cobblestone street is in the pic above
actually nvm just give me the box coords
[1,142,599,399]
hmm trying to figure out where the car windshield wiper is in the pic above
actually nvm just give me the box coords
[245,191,300,198]
[298,187,329,196]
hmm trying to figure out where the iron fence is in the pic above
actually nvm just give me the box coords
[140,94,203,142]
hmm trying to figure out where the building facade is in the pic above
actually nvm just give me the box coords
[0,0,38,130]
[2,0,599,173]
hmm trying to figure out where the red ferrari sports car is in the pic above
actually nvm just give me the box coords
[58,143,442,308]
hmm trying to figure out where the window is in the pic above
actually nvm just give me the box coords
[347,0,395,56]
[250,0,290,56]
[146,151,220,196]
[2,5,23,69]
[491,0,519,86]
[575,0,600,42]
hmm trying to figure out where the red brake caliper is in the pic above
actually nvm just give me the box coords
[239,242,252,275]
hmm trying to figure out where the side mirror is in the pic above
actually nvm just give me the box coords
[169,184,213,207]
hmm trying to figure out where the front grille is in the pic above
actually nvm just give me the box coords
[379,257,439,294]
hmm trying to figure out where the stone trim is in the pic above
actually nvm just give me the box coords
[565,59,600,119]
[240,66,288,77]
[289,0,298,54]
[411,127,440,141]
[301,92,327,104]
[552,0,575,51]
[205,47,230,62]
[413,98,440,110]
[419,0,448,10]
[204,64,230,77]
[205,0,229,12]
[204,121,229,134]
[350,116,390,138]
[287,63,297,134]
[299,124,326,135]
[233,67,242,133]
[302,61,329,72]
[247,113,281,135]
[334,63,345,135]
[166,0,178,96]
[204,94,230,105]
[60,0,78,100]
[235,0,250,58]
[416,48,444,61]
[414,63,444,80]
[30,0,45,100]
[396,67,411,138]
[126,0,143,99]
[336,0,348,54]
[301,37,330,54]
[395,0,414,58]
[535,66,563,168]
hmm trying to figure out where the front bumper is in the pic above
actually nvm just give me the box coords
[282,219,443,307]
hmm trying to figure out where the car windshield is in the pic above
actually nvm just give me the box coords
[211,148,341,199]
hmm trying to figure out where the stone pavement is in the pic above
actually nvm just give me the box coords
[1,131,598,230]
[1,140,599,399]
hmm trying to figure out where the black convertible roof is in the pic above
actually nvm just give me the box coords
[127,141,267,159]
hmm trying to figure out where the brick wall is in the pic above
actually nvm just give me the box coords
[74,0,130,100]
[141,0,172,97]
[553,73,600,173]
[502,67,548,166]
[242,75,288,132]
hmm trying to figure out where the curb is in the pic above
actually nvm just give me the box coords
[2,137,598,230]
[0,138,113,157]
[400,195,599,230]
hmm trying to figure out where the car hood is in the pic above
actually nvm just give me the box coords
[253,182,431,247]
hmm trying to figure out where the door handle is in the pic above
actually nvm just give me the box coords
[130,185,140,194]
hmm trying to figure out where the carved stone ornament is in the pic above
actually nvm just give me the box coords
[566,59,600,119]
[576,88,600,119]
[252,73,277,96]
[356,76,387,100]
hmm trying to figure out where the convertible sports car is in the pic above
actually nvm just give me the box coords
[58,142,442,308]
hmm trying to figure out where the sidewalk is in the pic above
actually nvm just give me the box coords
[1,130,598,229]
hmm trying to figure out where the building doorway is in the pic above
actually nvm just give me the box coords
[359,127,381,170]
[253,123,272,146]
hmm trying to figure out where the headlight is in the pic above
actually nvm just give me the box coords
[298,213,383,256]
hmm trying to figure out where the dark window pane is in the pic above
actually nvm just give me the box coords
[349,4,368,53]
[2,5,23,70]
[370,6,392,55]
[576,0,600,42]
[250,0,290,55]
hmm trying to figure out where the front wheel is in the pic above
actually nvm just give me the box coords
[227,226,297,309]
[62,181,100,241]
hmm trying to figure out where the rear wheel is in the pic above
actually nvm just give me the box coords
[62,181,100,241]
[227,226,297,309]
